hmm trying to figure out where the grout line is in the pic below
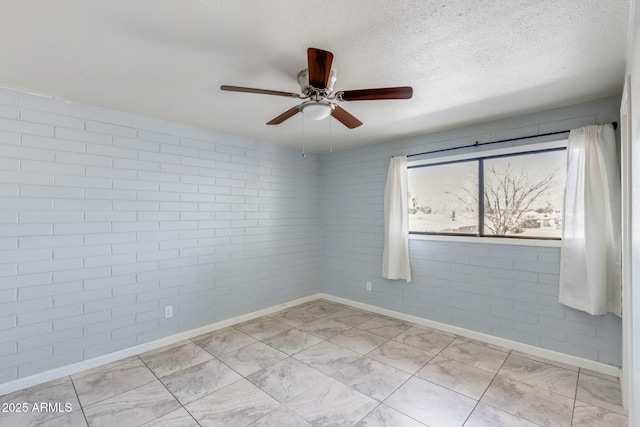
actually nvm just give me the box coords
[69,375,90,427]
[461,349,513,426]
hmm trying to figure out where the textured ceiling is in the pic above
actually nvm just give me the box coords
[0,1,630,152]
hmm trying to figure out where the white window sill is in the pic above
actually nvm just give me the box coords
[409,233,562,247]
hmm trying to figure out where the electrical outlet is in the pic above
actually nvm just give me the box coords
[164,305,173,318]
[366,281,372,291]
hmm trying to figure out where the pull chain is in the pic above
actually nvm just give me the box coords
[329,114,333,153]
[301,114,307,158]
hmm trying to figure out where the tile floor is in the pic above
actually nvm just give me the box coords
[0,299,628,426]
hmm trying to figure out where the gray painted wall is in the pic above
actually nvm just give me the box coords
[0,88,321,383]
[321,96,622,366]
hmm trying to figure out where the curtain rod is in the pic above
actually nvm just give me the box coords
[404,121,618,159]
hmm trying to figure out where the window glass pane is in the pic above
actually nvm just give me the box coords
[408,161,478,234]
[483,150,566,238]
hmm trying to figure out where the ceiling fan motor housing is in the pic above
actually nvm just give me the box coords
[297,68,337,97]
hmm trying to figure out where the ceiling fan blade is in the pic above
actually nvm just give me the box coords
[331,105,363,129]
[266,106,300,125]
[307,48,334,89]
[338,86,413,101]
[221,85,300,98]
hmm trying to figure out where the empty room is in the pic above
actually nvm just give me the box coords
[1,1,640,426]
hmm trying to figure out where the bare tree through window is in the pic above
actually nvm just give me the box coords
[483,162,556,235]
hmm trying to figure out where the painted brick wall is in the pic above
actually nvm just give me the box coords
[321,96,622,366]
[0,88,321,383]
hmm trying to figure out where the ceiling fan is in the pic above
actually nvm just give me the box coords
[221,48,413,129]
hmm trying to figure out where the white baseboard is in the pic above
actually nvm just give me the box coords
[0,292,619,396]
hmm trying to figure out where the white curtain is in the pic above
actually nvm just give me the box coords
[382,156,411,282]
[559,124,621,316]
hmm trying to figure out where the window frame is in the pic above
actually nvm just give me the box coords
[407,139,567,246]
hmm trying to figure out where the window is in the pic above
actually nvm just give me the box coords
[408,141,567,240]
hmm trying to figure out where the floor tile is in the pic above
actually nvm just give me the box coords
[325,308,376,327]
[37,410,88,427]
[83,380,180,427]
[303,300,347,317]
[250,407,313,426]
[293,340,362,376]
[297,317,352,339]
[70,356,139,380]
[576,372,626,415]
[0,377,81,426]
[511,350,579,372]
[440,338,509,373]
[498,354,578,398]
[160,358,242,405]
[262,328,323,355]
[356,317,412,339]
[456,336,511,352]
[139,407,199,427]
[366,340,435,374]
[235,317,293,340]
[464,402,539,427]
[185,379,279,427]
[355,404,426,427]
[412,324,457,338]
[218,341,288,376]
[572,400,629,427]
[416,354,495,399]
[329,328,389,354]
[481,375,574,426]
[139,340,191,357]
[393,326,456,353]
[193,327,257,356]
[385,376,477,427]
[333,356,411,401]
[270,307,324,327]
[247,357,328,402]
[287,377,378,427]
[140,341,214,378]
[73,357,156,407]
[579,367,619,382]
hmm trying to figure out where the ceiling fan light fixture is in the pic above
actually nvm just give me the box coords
[300,101,334,120]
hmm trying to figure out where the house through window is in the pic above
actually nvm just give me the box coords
[408,141,567,240]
